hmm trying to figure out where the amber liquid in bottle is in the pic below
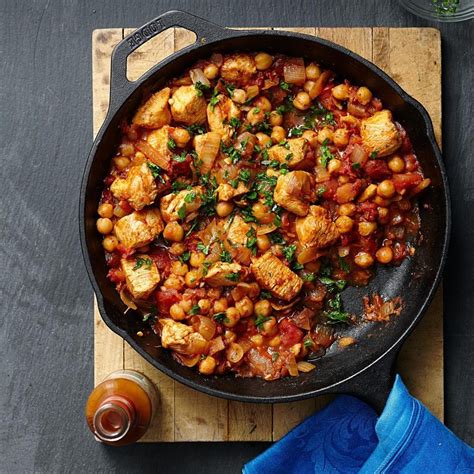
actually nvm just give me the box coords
[85,370,158,446]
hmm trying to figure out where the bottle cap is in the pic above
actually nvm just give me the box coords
[92,397,136,442]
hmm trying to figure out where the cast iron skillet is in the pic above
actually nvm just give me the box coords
[80,10,450,412]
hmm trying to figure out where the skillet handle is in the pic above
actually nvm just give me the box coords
[109,10,229,108]
[336,349,399,414]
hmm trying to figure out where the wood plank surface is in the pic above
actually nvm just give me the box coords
[93,26,443,441]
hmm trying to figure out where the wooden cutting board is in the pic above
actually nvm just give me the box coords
[92,26,443,442]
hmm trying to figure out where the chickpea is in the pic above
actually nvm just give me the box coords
[247,107,265,125]
[251,334,264,346]
[213,297,228,314]
[185,269,200,288]
[199,356,217,375]
[317,127,334,144]
[170,303,186,321]
[254,96,272,112]
[262,316,277,336]
[224,307,240,328]
[356,86,373,105]
[271,126,286,143]
[388,155,405,173]
[163,221,184,242]
[377,206,390,223]
[254,204,273,225]
[358,221,377,236]
[216,201,234,218]
[171,128,191,148]
[335,215,354,233]
[257,235,271,252]
[203,63,219,79]
[269,111,283,126]
[179,298,193,313]
[171,260,188,276]
[254,299,272,318]
[98,203,114,218]
[338,175,350,185]
[246,85,260,101]
[338,203,357,216]
[256,132,272,148]
[231,286,246,303]
[293,91,311,110]
[302,130,318,147]
[255,52,273,70]
[163,275,184,291]
[304,80,316,94]
[305,62,321,80]
[374,196,391,207]
[377,180,396,198]
[119,143,135,157]
[269,335,281,347]
[333,128,350,148]
[328,158,342,174]
[236,297,254,318]
[358,184,378,203]
[113,156,130,171]
[96,218,113,235]
[102,235,118,252]
[190,251,206,268]
[231,88,247,104]
[170,242,186,256]
[198,298,211,314]
[332,84,350,100]
[376,246,393,264]
[354,251,374,268]
[224,330,237,343]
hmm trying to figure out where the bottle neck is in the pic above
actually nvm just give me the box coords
[93,396,136,443]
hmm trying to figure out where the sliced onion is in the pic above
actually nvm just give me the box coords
[263,78,279,90]
[237,338,253,353]
[185,334,209,355]
[209,336,225,355]
[315,165,330,182]
[283,58,306,85]
[297,361,316,373]
[197,316,217,341]
[196,132,221,174]
[190,68,210,88]
[351,143,368,166]
[226,342,244,364]
[135,139,169,170]
[286,354,299,376]
[256,223,277,236]
[176,353,201,367]
[307,70,332,99]
[120,288,137,311]
[297,245,321,264]
[410,178,431,196]
[246,85,259,101]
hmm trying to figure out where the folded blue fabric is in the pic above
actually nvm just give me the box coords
[243,375,474,474]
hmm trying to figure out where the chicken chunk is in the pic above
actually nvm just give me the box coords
[207,95,241,142]
[226,215,252,246]
[159,186,203,223]
[132,87,171,129]
[121,255,161,299]
[159,319,208,355]
[296,205,340,249]
[204,262,244,287]
[114,208,164,249]
[221,54,257,84]
[110,162,158,211]
[360,110,402,157]
[251,252,303,301]
[267,138,309,169]
[170,85,207,125]
[273,171,316,217]
[146,125,173,165]
[194,132,221,174]
[217,182,249,201]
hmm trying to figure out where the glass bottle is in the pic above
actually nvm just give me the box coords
[85,370,158,446]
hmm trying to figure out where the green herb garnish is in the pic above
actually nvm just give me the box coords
[213,312,229,323]
[255,314,271,330]
[133,257,152,271]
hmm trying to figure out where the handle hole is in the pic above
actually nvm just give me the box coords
[126,27,197,82]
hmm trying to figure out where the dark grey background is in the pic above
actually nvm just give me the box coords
[0,0,472,472]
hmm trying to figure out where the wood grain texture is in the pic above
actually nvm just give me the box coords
[93,26,443,442]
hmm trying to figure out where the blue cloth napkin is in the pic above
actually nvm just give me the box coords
[243,375,474,473]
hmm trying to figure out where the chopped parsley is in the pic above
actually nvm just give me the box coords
[213,312,229,323]
[272,352,280,362]
[167,137,176,150]
[201,260,212,276]
[338,256,350,272]
[245,227,258,255]
[184,190,197,203]
[147,162,165,183]
[173,151,188,163]
[225,273,240,282]
[260,290,272,299]
[133,257,152,271]
[189,304,201,316]
[317,186,327,196]
[302,272,317,282]
[209,88,220,110]
[280,81,291,91]
[238,169,251,183]
[255,314,271,330]
[241,207,257,223]
[352,162,361,170]
[225,82,236,97]
[288,126,306,137]
[369,150,378,159]
[194,81,211,96]
[320,138,335,168]
[221,142,242,164]
[282,244,297,263]
[177,204,187,220]
[186,124,206,135]
[319,276,347,293]
[172,180,192,192]
[196,242,210,255]
[219,243,232,263]
[178,251,191,263]
[326,294,350,325]
[269,232,286,245]
[303,338,314,349]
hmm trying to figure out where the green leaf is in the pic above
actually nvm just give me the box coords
[173,151,188,163]
[338,256,350,273]
[197,242,210,255]
[369,150,379,159]
[147,162,165,182]
[280,81,291,91]
[133,257,152,271]
[209,88,220,110]
[225,273,240,282]
[167,137,176,150]
[194,81,211,96]
[282,244,297,263]
[320,139,335,168]
[186,124,206,135]
[317,186,327,196]
[303,338,314,349]
[177,204,186,220]
[178,251,191,263]
[260,290,272,299]
[255,314,271,330]
[352,162,361,170]
[213,312,229,323]
[189,304,201,316]
[245,227,257,255]
[272,352,280,362]
[184,190,197,203]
